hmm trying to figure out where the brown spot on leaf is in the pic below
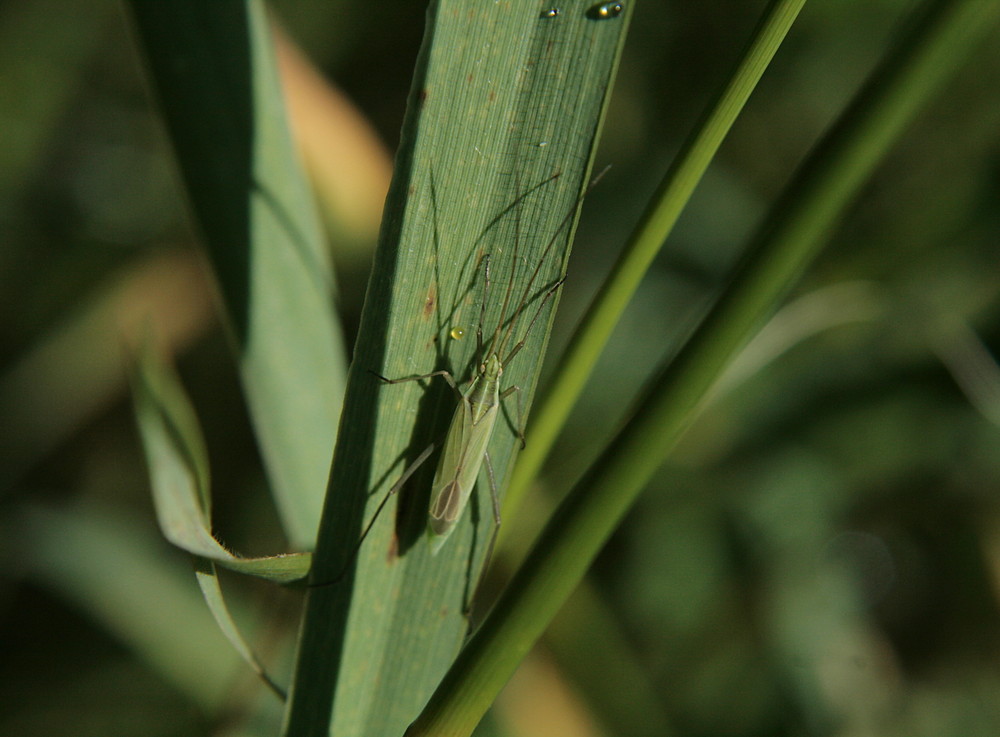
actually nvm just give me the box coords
[424,285,436,319]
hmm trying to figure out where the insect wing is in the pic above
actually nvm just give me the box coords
[428,393,499,552]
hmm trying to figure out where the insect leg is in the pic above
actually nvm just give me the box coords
[463,450,502,615]
[309,442,436,588]
[499,383,526,449]
[370,368,460,397]
[502,275,566,366]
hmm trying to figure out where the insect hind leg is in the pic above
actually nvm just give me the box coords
[308,442,436,588]
[462,450,502,615]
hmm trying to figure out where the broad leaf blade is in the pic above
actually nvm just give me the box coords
[127,0,346,549]
[286,2,630,735]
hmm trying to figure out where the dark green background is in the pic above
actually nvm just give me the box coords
[3,1,999,735]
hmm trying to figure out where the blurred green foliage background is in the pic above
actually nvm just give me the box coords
[2,1,1000,736]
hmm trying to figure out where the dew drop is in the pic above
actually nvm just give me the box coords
[587,2,624,20]
[540,7,560,18]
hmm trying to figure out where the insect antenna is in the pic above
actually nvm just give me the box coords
[475,253,491,364]
[485,170,528,362]
[500,165,611,366]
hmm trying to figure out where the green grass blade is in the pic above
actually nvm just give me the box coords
[193,559,287,701]
[131,344,311,584]
[132,343,301,700]
[408,1,1000,734]
[285,2,630,735]
[127,0,347,549]
[506,0,807,517]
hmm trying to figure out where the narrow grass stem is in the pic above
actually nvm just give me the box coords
[506,0,807,516]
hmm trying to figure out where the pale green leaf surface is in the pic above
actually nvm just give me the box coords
[127,0,346,550]
[285,2,629,735]
[132,346,311,585]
